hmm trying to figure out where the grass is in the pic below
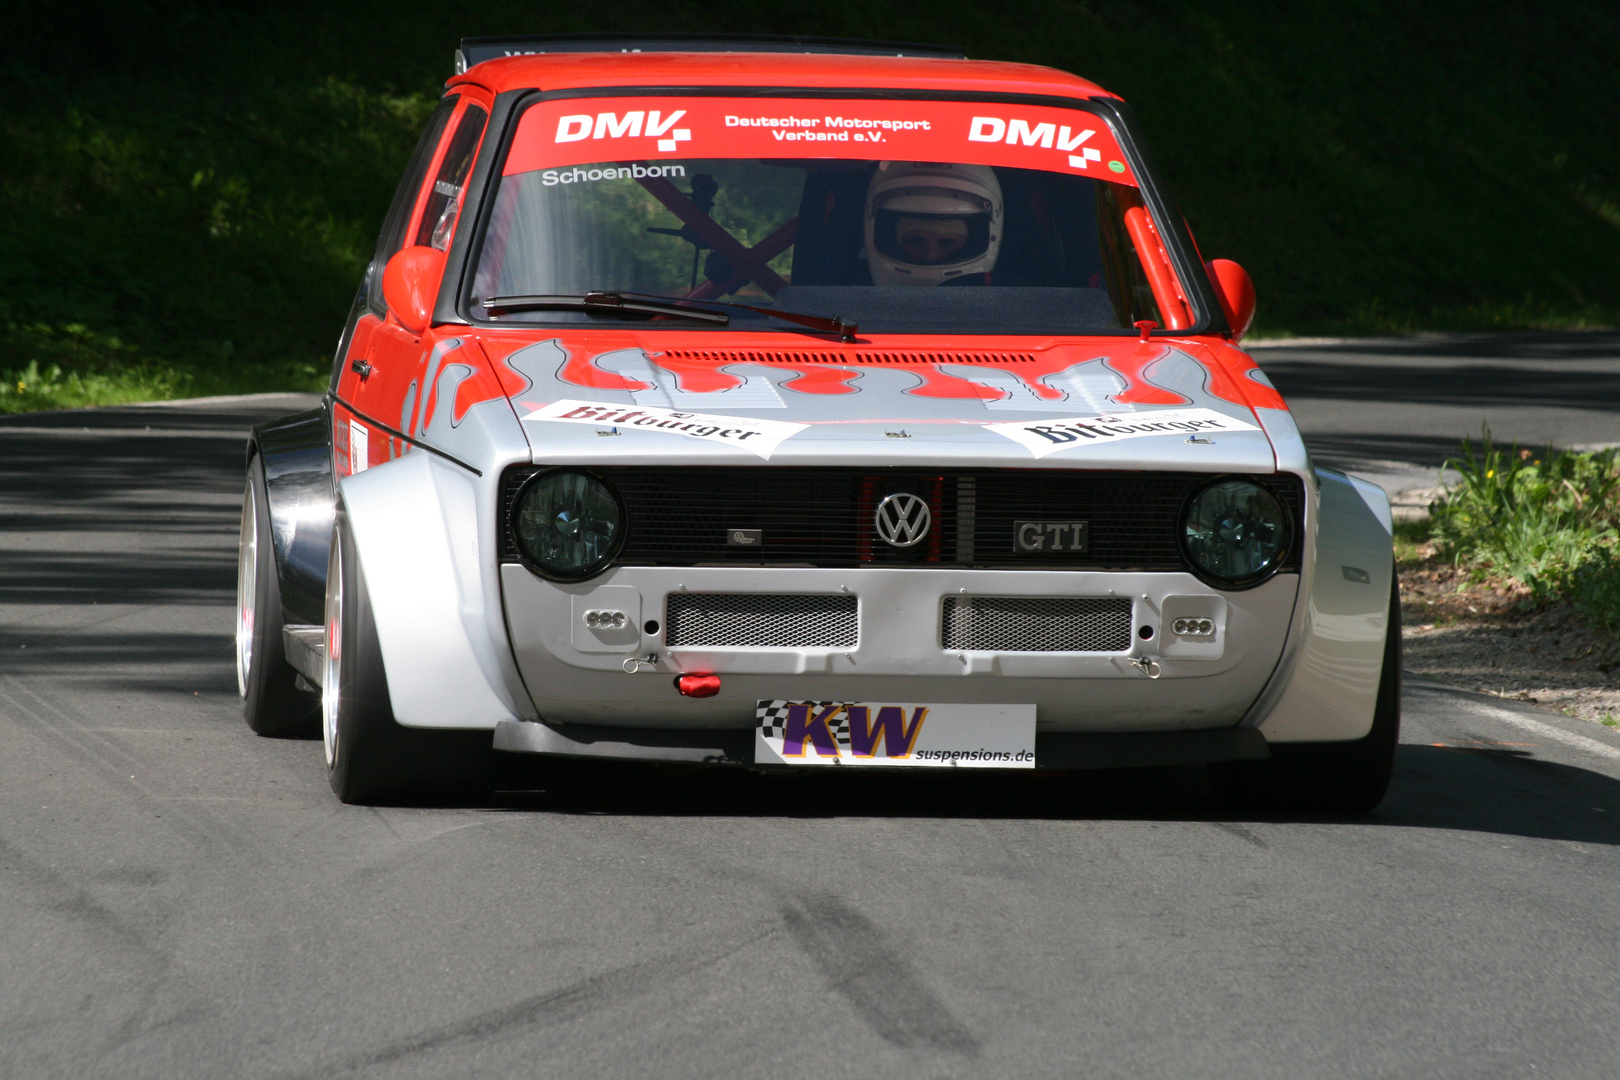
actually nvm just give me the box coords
[1392,518,1433,566]
[1,1,1616,410]
[1427,431,1620,636]
[0,322,326,414]
[0,322,329,413]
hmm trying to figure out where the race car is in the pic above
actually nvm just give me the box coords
[236,34,1399,810]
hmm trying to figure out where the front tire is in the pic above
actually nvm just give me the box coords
[1214,569,1402,815]
[238,454,318,737]
[323,506,494,805]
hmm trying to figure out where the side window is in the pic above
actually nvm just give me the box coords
[366,96,459,316]
[415,105,489,251]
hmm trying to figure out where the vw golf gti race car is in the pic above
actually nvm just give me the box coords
[236,34,1399,809]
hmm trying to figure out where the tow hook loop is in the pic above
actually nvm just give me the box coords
[676,673,721,698]
[1129,656,1162,679]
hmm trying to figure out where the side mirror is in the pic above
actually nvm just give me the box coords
[1205,259,1256,342]
[382,246,447,335]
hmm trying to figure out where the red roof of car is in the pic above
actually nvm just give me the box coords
[449,51,1117,101]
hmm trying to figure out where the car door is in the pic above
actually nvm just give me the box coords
[333,91,490,477]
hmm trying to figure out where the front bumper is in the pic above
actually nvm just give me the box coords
[501,565,1298,733]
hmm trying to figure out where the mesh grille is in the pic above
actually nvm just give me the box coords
[665,593,858,649]
[500,466,1305,573]
[941,596,1132,652]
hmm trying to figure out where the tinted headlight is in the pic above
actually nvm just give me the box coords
[1181,479,1289,587]
[512,470,624,580]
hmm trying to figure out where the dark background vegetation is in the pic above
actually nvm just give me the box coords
[2,1,1617,407]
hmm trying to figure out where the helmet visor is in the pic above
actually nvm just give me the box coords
[872,209,991,267]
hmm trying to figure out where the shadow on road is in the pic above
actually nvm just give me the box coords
[1294,432,1467,472]
[476,740,1620,847]
[0,550,234,608]
[1257,332,1620,418]
[1265,362,1620,415]
[0,404,279,520]
[1382,743,1620,845]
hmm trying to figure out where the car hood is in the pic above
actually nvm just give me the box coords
[469,331,1292,474]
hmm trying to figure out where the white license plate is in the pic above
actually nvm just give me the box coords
[755,700,1036,768]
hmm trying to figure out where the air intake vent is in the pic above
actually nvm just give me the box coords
[941,596,1132,653]
[658,349,1036,365]
[665,593,858,649]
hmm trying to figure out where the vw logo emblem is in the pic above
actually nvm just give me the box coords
[874,492,931,547]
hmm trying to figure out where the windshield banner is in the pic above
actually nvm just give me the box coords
[505,96,1136,184]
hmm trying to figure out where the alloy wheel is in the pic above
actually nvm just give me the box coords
[235,480,257,698]
[322,539,343,767]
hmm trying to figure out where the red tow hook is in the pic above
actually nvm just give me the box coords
[675,673,721,698]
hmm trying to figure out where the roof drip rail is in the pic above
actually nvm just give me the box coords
[455,34,966,74]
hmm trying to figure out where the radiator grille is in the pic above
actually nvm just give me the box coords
[941,596,1133,652]
[501,466,1304,574]
[665,593,858,649]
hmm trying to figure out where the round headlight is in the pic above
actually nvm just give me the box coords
[512,470,625,581]
[1181,479,1290,587]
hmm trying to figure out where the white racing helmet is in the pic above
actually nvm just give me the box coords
[864,162,1003,286]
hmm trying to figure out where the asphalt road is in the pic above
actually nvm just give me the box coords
[1254,330,1620,496]
[5,335,1620,1079]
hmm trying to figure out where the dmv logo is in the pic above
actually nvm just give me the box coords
[969,116,1101,170]
[555,110,692,153]
[779,703,928,759]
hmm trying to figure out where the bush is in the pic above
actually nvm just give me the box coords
[1430,429,1620,633]
[1570,548,1620,636]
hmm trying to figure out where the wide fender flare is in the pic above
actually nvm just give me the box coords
[1252,468,1394,742]
[252,406,336,626]
[338,451,534,729]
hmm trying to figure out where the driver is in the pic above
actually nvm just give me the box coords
[864,162,1003,286]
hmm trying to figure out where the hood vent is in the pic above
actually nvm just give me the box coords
[656,349,1036,366]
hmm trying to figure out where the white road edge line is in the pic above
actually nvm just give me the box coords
[1458,699,1620,761]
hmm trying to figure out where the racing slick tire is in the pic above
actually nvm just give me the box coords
[322,506,495,805]
[237,454,319,737]
[1214,569,1401,815]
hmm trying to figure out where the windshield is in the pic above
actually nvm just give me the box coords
[470,96,1166,334]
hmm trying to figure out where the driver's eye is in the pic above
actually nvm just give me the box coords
[897,225,968,263]
[901,233,965,258]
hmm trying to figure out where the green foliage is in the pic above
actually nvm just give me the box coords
[1569,549,1620,636]
[1391,517,1432,566]
[0,323,186,411]
[1,0,1616,410]
[1430,430,1620,633]
[0,10,438,408]
[0,319,327,413]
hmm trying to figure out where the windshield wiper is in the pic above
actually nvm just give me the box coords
[482,292,729,325]
[664,293,858,344]
[481,291,858,343]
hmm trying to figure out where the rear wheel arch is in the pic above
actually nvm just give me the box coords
[253,405,338,626]
[238,452,319,737]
